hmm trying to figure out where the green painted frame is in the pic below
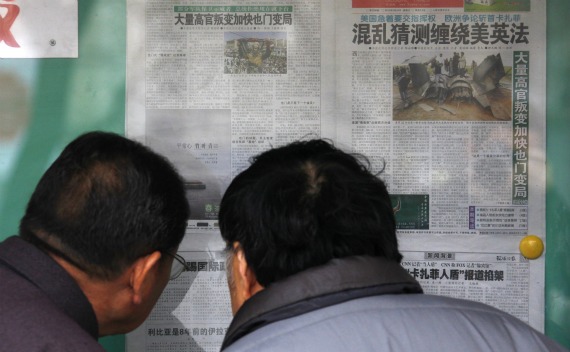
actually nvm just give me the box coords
[0,1,568,350]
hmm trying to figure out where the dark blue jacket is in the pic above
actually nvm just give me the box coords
[0,236,104,352]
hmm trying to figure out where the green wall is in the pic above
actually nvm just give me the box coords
[0,1,568,351]
[545,0,570,347]
[0,1,126,350]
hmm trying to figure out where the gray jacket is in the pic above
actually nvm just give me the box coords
[222,256,567,352]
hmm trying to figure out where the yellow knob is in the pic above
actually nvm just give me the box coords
[519,235,544,259]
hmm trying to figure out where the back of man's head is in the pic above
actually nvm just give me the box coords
[219,139,401,287]
[20,131,190,280]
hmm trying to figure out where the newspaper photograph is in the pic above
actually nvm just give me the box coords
[126,0,546,350]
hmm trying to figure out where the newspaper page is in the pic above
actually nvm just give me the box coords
[129,235,232,351]
[126,1,335,351]
[126,0,546,350]
[335,0,546,331]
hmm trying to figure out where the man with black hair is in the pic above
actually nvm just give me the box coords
[0,131,190,351]
[219,139,566,351]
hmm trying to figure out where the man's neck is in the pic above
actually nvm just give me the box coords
[50,254,131,336]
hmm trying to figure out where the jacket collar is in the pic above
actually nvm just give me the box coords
[0,236,99,339]
[222,255,422,349]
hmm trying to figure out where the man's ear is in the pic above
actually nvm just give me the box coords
[233,242,263,299]
[129,251,163,305]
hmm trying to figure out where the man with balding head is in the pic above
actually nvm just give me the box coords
[0,131,191,351]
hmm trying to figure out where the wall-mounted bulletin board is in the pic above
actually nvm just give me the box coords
[0,0,570,352]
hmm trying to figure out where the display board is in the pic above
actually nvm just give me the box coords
[125,1,549,351]
[0,0,567,350]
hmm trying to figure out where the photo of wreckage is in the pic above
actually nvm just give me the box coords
[394,53,511,121]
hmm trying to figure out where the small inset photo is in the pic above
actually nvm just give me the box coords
[464,0,530,12]
[224,32,287,74]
